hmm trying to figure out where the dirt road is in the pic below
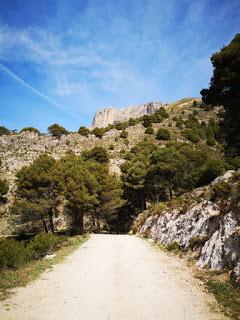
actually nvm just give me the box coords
[0,235,227,320]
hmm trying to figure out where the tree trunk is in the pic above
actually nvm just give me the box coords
[42,219,48,233]
[48,213,55,234]
[140,193,146,210]
[73,210,84,234]
[169,187,173,201]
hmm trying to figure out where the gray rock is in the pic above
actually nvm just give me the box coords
[136,173,240,276]
[92,102,164,128]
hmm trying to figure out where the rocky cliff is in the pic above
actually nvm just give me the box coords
[133,171,240,280]
[92,102,164,127]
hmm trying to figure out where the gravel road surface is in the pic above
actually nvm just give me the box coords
[0,234,227,320]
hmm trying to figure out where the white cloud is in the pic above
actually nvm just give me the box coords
[0,62,77,118]
[0,0,238,117]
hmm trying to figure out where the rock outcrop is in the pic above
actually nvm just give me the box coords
[133,171,240,277]
[92,102,164,128]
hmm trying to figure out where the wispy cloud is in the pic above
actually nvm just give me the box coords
[0,62,77,118]
[0,0,239,128]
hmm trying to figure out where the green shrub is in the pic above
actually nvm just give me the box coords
[0,179,9,202]
[198,159,225,186]
[82,146,109,164]
[165,241,181,252]
[48,124,68,137]
[145,126,154,134]
[0,234,65,270]
[142,115,152,128]
[158,107,169,118]
[207,136,216,146]
[28,233,62,259]
[189,235,208,249]
[0,239,31,269]
[156,128,171,140]
[0,126,10,136]
[181,129,200,143]
[20,127,40,135]
[128,118,138,126]
[123,152,134,160]
[207,280,240,319]
[226,156,240,169]
[120,130,128,139]
[78,126,90,137]
[211,181,232,201]
[176,121,183,129]
[184,115,200,129]
[115,122,128,130]
[192,100,198,107]
[92,127,105,139]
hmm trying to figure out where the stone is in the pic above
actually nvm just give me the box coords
[135,172,240,277]
[92,102,164,128]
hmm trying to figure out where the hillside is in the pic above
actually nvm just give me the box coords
[0,98,222,233]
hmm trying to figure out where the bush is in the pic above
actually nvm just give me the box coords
[156,128,171,140]
[157,107,169,119]
[211,181,232,201]
[226,156,240,169]
[0,179,9,201]
[78,126,90,137]
[120,130,128,139]
[0,234,65,269]
[115,122,128,130]
[192,100,198,107]
[176,121,183,129]
[128,118,137,126]
[145,127,154,135]
[92,127,105,138]
[0,239,31,269]
[28,233,62,259]
[82,146,109,164]
[48,124,68,137]
[189,235,208,249]
[142,115,152,128]
[20,127,40,135]
[198,159,225,186]
[181,129,200,143]
[207,136,216,146]
[184,115,200,129]
[0,126,10,136]
[165,241,181,252]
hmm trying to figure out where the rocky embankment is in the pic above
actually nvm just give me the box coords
[133,171,240,281]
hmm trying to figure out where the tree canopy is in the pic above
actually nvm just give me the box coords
[13,148,124,234]
[200,34,240,156]
[0,126,10,136]
[48,124,68,137]
[20,127,40,134]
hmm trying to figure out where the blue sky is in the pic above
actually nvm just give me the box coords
[0,0,239,132]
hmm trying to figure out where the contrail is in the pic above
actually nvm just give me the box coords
[0,63,77,119]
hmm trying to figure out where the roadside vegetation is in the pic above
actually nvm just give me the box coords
[0,234,88,300]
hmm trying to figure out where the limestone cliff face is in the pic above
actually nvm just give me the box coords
[92,102,164,128]
[133,171,240,278]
